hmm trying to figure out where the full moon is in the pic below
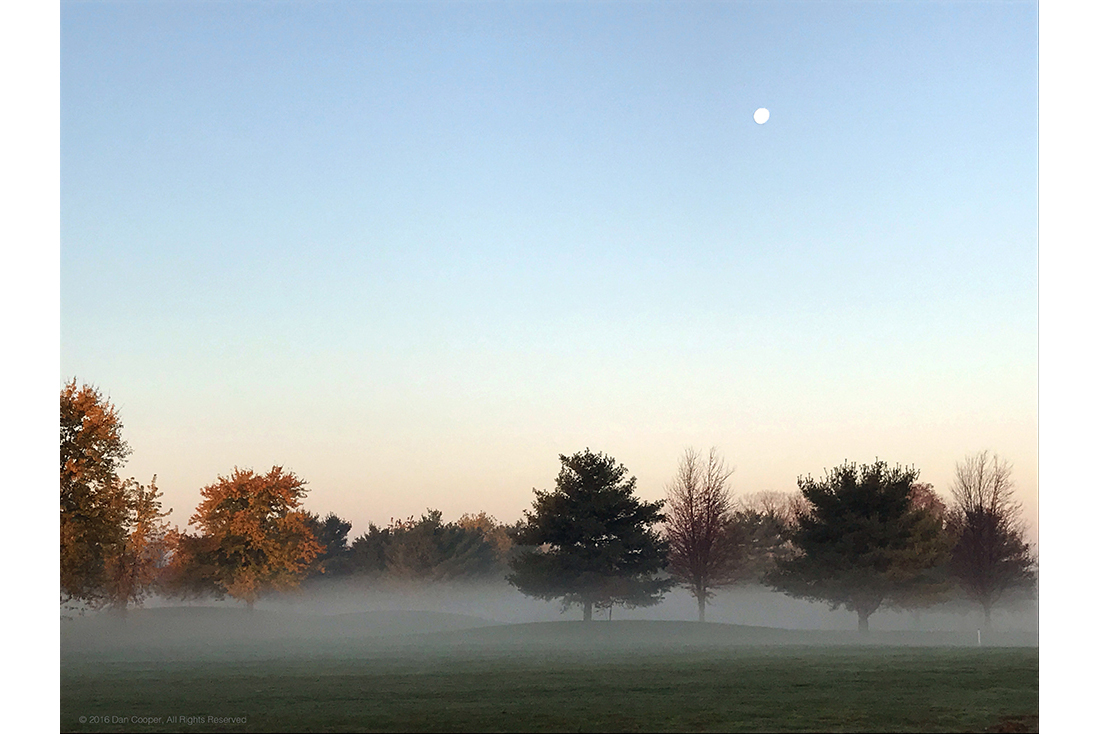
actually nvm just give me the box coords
[754,108,770,124]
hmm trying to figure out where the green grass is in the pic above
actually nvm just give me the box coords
[62,612,1038,733]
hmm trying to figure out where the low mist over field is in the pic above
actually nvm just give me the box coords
[254,579,1039,633]
[63,580,1038,661]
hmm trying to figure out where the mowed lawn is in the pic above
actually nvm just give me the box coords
[62,638,1037,733]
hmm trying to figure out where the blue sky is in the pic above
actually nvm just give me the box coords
[60,1,1038,535]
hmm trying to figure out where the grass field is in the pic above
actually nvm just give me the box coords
[62,609,1038,733]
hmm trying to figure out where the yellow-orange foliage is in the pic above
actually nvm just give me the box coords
[190,466,322,608]
[61,380,132,608]
[104,476,175,614]
[457,511,513,557]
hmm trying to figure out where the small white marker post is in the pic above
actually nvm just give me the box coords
[978,629,982,647]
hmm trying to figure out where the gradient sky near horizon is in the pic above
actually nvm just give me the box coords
[61,1,1038,539]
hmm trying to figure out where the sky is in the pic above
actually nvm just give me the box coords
[59,0,1038,539]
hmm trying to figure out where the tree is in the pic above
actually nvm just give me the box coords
[347,523,391,577]
[885,482,954,620]
[60,380,132,610]
[336,510,510,583]
[162,529,220,600]
[304,512,354,577]
[383,510,452,579]
[189,466,323,610]
[910,482,948,520]
[426,513,507,581]
[508,449,672,621]
[350,510,506,582]
[730,491,802,584]
[946,451,1035,627]
[456,511,514,562]
[104,476,175,615]
[664,447,741,622]
[768,461,950,633]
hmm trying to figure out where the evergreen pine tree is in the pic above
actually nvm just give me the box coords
[509,449,672,620]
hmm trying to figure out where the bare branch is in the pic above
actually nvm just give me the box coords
[664,447,740,621]
[948,451,1034,626]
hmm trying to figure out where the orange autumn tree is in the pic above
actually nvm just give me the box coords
[61,380,132,610]
[105,476,175,615]
[189,466,322,610]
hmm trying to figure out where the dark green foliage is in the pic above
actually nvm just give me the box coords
[344,510,506,581]
[725,491,805,585]
[883,483,955,615]
[303,512,353,577]
[348,523,391,576]
[768,461,950,632]
[730,507,796,583]
[508,449,672,619]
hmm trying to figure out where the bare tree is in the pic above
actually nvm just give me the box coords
[664,447,740,622]
[947,451,1035,627]
[737,491,799,524]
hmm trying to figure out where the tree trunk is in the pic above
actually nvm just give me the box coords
[858,610,870,634]
[247,598,255,614]
[698,595,706,623]
[583,601,592,621]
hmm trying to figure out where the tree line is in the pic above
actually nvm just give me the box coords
[60,381,1035,630]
